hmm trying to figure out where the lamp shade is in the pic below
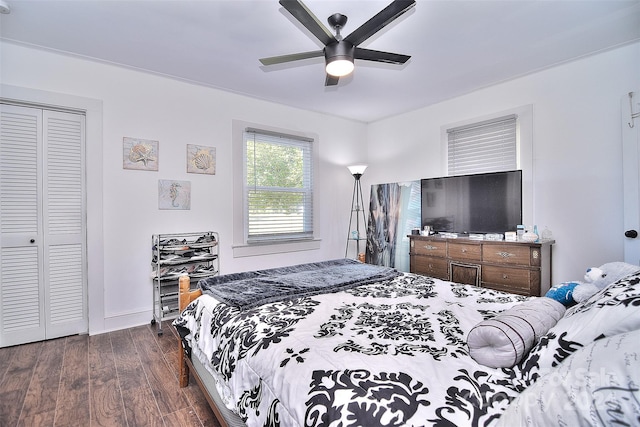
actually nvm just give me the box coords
[347,164,367,176]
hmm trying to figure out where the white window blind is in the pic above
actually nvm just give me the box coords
[244,128,313,243]
[447,115,517,175]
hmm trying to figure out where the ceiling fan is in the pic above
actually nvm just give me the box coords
[259,0,416,86]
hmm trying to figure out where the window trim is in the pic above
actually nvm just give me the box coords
[232,120,320,258]
[440,105,533,226]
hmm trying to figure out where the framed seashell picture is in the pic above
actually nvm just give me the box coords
[123,137,159,171]
[187,144,216,175]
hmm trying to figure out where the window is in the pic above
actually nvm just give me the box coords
[442,106,532,228]
[243,128,313,243]
[447,114,517,175]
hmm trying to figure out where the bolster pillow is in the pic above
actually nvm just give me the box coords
[467,297,566,368]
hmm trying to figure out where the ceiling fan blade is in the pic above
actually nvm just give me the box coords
[355,47,410,64]
[260,50,324,66]
[344,0,416,47]
[279,0,337,46]
[325,74,339,86]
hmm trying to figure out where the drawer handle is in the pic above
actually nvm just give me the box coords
[461,248,467,253]
[502,274,509,279]
[497,251,515,258]
[424,245,438,250]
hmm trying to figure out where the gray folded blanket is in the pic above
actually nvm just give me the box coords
[198,258,399,310]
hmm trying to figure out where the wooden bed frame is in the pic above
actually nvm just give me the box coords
[177,277,232,427]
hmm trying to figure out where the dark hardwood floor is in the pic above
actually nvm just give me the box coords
[0,321,222,427]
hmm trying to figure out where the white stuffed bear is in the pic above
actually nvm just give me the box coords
[572,262,640,303]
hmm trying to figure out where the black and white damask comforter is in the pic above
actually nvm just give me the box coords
[174,261,529,427]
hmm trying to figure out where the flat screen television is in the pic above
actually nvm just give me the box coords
[421,170,522,234]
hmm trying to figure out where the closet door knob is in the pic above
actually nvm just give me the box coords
[30,239,35,243]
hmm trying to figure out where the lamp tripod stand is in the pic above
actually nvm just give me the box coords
[345,165,368,260]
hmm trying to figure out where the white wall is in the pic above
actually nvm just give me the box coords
[1,42,366,334]
[2,40,639,334]
[365,42,640,283]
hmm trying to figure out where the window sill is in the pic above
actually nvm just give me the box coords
[232,239,321,258]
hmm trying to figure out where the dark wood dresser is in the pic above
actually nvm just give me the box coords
[408,235,554,296]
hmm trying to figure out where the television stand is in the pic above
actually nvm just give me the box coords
[408,235,554,296]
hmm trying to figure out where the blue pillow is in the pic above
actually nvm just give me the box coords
[545,282,579,305]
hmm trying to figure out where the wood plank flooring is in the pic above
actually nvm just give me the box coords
[0,321,222,427]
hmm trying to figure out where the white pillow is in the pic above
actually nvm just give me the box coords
[513,270,640,385]
[467,297,566,368]
[497,329,640,426]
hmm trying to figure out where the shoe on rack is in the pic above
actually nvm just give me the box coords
[158,253,188,265]
[190,233,217,248]
[166,267,190,278]
[159,238,189,250]
[191,251,216,261]
[154,252,179,261]
[190,266,218,278]
[155,266,177,278]
[167,265,197,277]
[153,266,174,278]
[197,233,216,243]
[174,249,195,257]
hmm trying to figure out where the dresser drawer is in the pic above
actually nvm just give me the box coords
[450,261,480,286]
[482,265,538,295]
[482,244,533,266]
[411,239,447,257]
[448,242,481,262]
[411,255,449,280]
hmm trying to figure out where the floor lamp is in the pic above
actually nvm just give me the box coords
[345,165,368,260]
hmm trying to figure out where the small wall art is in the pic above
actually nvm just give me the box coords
[158,179,191,210]
[123,137,158,171]
[187,144,216,175]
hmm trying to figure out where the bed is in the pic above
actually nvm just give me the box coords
[173,258,640,427]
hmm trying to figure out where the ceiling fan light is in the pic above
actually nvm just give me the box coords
[325,41,355,77]
[326,58,354,77]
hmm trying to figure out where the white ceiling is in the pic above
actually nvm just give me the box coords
[1,0,639,123]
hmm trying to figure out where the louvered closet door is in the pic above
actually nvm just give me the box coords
[0,105,45,346]
[0,104,87,347]
[42,109,87,339]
